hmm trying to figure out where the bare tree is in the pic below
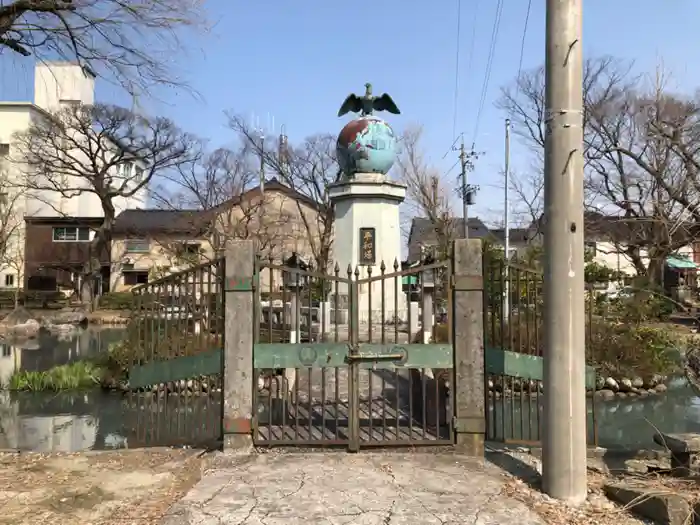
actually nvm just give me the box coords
[11,102,197,301]
[153,145,293,260]
[0,0,207,94]
[228,115,337,271]
[0,160,26,305]
[498,57,700,285]
[396,126,457,259]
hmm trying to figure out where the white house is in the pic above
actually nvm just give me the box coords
[0,62,147,291]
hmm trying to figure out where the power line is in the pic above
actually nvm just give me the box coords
[451,0,463,140]
[471,0,505,146]
[516,0,533,83]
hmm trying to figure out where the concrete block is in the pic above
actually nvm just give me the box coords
[604,481,693,525]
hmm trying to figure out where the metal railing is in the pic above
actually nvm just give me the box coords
[483,254,598,446]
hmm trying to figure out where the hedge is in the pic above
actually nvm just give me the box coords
[0,290,66,308]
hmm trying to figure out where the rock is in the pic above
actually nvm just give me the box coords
[656,383,668,393]
[595,375,606,390]
[45,309,88,326]
[597,389,615,401]
[604,481,692,525]
[604,377,619,392]
[617,392,627,399]
[632,376,644,388]
[619,377,633,392]
[0,306,34,327]
[648,374,664,387]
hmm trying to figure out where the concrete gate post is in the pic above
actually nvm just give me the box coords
[452,239,486,456]
[222,240,255,452]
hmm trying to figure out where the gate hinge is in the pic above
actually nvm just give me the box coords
[450,275,483,291]
[453,416,486,434]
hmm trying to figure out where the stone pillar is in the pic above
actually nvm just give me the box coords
[223,240,255,452]
[452,238,486,456]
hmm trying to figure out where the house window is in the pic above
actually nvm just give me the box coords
[123,271,149,286]
[4,274,14,287]
[0,144,8,157]
[0,193,8,209]
[134,166,144,181]
[52,227,91,242]
[584,241,597,257]
[0,344,10,357]
[125,238,150,253]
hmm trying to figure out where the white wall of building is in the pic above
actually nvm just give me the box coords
[0,63,148,289]
[592,241,694,276]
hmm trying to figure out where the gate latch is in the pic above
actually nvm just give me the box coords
[345,343,406,363]
[346,352,405,362]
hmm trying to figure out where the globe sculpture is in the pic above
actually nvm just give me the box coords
[336,82,401,178]
[336,116,397,176]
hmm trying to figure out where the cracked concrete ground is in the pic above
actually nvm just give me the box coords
[162,453,545,524]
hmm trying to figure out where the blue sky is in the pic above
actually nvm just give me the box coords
[1,0,699,224]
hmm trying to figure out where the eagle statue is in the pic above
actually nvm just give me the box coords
[337,83,401,117]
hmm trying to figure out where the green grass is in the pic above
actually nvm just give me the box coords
[5,360,107,391]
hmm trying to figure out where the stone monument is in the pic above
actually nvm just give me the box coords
[328,83,407,323]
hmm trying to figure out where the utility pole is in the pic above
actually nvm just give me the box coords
[504,119,511,320]
[455,140,479,239]
[542,0,587,504]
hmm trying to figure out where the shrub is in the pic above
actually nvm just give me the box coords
[587,320,682,378]
[6,360,106,391]
[430,311,683,380]
[98,291,135,310]
[0,290,66,309]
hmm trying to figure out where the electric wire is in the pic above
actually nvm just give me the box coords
[471,0,505,147]
[516,0,533,85]
[451,0,463,141]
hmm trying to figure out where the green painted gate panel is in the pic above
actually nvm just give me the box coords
[253,343,453,369]
[128,349,222,389]
[485,347,597,389]
[126,344,596,389]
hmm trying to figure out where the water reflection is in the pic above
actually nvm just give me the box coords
[0,390,222,452]
[488,378,700,449]
[0,327,127,385]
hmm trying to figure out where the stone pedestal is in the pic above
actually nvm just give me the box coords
[328,173,407,323]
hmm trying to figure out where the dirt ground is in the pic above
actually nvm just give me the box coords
[0,448,207,525]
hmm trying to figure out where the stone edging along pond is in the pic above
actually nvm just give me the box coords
[486,374,675,401]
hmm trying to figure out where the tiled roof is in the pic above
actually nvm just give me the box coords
[113,209,210,235]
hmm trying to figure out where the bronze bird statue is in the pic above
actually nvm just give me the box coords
[337,83,401,117]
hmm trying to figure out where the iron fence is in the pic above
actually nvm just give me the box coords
[122,258,225,448]
[483,253,598,446]
[253,257,453,448]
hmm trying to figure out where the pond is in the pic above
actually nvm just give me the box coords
[1,328,700,451]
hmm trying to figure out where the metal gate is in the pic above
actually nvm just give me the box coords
[124,259,225,448]
[252,257,454,450]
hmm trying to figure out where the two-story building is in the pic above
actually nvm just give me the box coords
[110,179,324,293]
[0,62,147,293]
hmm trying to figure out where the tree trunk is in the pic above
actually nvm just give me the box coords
[645,255,666,290]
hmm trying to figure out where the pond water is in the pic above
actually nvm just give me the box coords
[1,329,700,451]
